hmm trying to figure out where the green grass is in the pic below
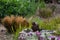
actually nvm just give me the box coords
[13,24,31,40]
[29,16,60,31]
[13,16,60,40]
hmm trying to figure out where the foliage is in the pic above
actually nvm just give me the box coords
[13,23,29,40]
[53,17,60,24]
[2,16,13,33]
[2,15,29,33]
[38,1,53,18]
[14,16,60,40]
[43,17,60,30]
[0,0,39,18]
[39,2,46,8]
[28,16,60,31]
[39,8,52,18]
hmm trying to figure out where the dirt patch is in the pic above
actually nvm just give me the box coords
[0,24,13,40]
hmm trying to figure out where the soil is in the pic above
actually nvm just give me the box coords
[0,24,13,40]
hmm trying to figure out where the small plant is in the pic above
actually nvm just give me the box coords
[2,16,13,33]
[14,16,29,30]
[2,15,29,33]
[39,8,52,18]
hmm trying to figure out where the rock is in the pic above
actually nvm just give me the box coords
[48,36,57,40]
[0,24,7,35]
[0,24,13,40]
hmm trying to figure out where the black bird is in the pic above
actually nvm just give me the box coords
[31,22,42,32]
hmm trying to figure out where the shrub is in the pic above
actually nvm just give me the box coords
[21,18,29,27]
[2,16,13,33]
[2,15,29,33]
[0,0,39,18]
[2,16,12,26]
[13,16,29,32]
[39,8,52,18]
[39,2,46,8]
[14,16,23,25]
[14,16,29,28]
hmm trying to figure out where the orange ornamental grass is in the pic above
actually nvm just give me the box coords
[2,16,13,33]
[2,15,29,33]
[13,16,29,32]
[10,15,15,23]
[21,18,29,27]
[2,16,12,26]
[13,16,29,30]
[2,15,15,26]
[14,16,22,29]
[15,16,24,24]
[14,16,24,27]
